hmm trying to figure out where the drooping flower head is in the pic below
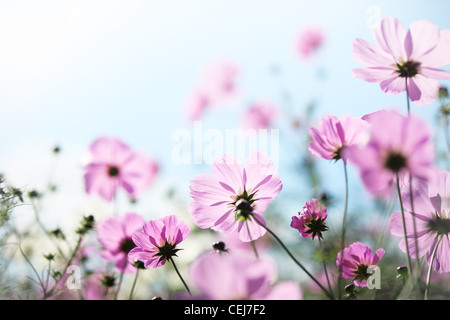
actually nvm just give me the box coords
[242,101,279,130]
[308,115,369,164]
[186,253,302,300]
[389,170,450,273]
[97,212,145,274]
[353,17,450,105]
[290,198,328,240]
[128,215,190,269]
[297,26,325,59]
[83,137,158,201]
[346,109,436,197]
[189,151,282,242]
[336,242,385,287]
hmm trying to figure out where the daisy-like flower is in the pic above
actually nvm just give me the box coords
[291,198,328,240]
[97,212,145,273]
[189,151,282,242]
[353,17,450,105]
[128,215,190,269]
[389,170,450,273]
[336,242,385,287]
[297,26,325,59]
[242,101,279,130]
[308,115,369,164]
[185,253,302,300]
[83,137,158,201]
[345,109,436,197]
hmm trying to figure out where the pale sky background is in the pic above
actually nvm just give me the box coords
[1,0,450,267]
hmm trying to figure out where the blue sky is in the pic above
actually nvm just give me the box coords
[1,0,450,231]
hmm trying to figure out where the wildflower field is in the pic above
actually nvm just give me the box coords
[0,0,449,309]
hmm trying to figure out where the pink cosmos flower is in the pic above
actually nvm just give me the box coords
[297,26,325,59]
[291,198,328,239]
[201,60,239,105]
[189,151,282,242]
[345,109,435,197]
[186,253,302,300]
[97,212,145,274]
[308,115,369,164]
[353,17,450,105]
[128,215,190,268]
[242,101,278,130]
[184,89,210,122]
[389,170,450,273]
[336,242,385,287]
[83,136,158,201]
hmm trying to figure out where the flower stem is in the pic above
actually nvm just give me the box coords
[246,221,259,259]
[252,217,334,300]
[396,173,413,274]
[408,175,421,275]
[169,257,191,296]
[405,78,411,116]
[114,269,125,300]
[338,162,349,299]
[128,268,140,300]
[424,236,442,300]
[318,237,334,299]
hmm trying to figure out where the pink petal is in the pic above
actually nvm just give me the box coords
[379,75,406,95]
[405,20,440,61]
[408,75,441,106]
[212,154,244,195]
[353,67,396,83]
[420,67,450,80]
[89,136,134,164]
[352,38,395,67]
[373,17,408,61]
[419,29,450,67]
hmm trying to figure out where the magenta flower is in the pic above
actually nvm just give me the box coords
[242,101,278,130]
[83,137,158,201]
[309,115,369,164]
[336,242,385,287]
[389,170,450,273]
[297,26,325,59]
[189,151,282,242]
[201,60,239,105]
[128,215,190,268]
[187,253,302,300]
[184,89,210,122]
[97,212,145,273]
[345,109,435,197]
[291,198,328,239]
[353,17,450,105]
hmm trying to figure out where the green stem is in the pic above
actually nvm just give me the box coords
[114,268,125,300]
[252,216,334,300]
[424,236,442,300]
[338,162,349,299]
[408,175,421,276]
[169,257,191,296]
[128,268,140,300]
[245,221,259,259]
[405,78,411,116]
[318,237,334,299]
[396,173,413,274]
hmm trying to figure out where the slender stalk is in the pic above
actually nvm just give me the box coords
[114,269,125,300]
[246,221,259,259]
[252,217,334,300]
[396,173,413,274]
[338,162,349,299]
[318,237,334,299]
[405,78,411,116]
[408,175,421,275]
[169,257,191,296]
[424,236,442,300]
[128,268,140,300]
